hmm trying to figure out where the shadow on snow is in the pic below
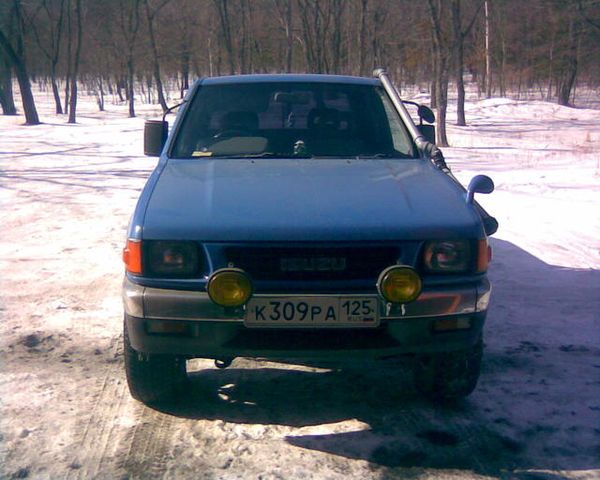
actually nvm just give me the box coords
[146,238,600,476]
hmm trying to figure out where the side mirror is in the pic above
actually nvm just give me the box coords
[144,120,168,156]
[417,124,436,144]
[466,175,494,204]
[418,105,435,124]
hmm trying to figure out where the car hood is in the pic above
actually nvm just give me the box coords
[142,158,483,241]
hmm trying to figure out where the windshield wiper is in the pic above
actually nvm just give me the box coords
[211,152,285,158]
[355,153,413,159]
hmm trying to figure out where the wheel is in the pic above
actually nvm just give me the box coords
[413,339,483,400]
[123,320,188,405]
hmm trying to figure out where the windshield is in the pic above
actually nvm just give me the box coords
[171,82,417,159]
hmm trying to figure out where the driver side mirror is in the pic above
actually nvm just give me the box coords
[417,124,436,144]
[416,105,436,144]
[144,120,168,156]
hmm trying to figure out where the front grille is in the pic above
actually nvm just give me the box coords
[225,246,400,281]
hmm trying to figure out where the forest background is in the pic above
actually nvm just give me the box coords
[1,0,599,146]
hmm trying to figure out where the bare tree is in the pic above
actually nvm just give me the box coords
[67,0,83,123]
[274,0,293,72]
[484,0,492,98]
[0,0,40,125]
[358,0,369,76]
[576,0,600,32]
[452,0,483,126]
[63,1,72,114]
[3,0,598,122]
[213,0,236,74]
[330,0,344,74]
[144,0,172,112]
[117,0,142,117]
[427,0,450,146]
[557,6,581,106]
[0,52,17,115]
[27,0,66,115]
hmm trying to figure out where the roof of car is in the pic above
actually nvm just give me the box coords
[198,74,380,86]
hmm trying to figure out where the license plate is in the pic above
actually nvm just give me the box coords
[244,296,379,328]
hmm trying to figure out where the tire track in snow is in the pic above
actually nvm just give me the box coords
[65,332,180,479]
[121,408,178,479]
[66,334,130,479]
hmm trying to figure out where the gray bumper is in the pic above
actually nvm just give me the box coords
[123,277,491,359]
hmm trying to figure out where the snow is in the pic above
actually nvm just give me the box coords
[1,87,599,479]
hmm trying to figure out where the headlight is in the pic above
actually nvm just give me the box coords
[422,240,472,273]
[207,268,253,307]
[377,265,422,303]
[146,241,200,277]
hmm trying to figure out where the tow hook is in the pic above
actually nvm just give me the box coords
[215,358,233,369]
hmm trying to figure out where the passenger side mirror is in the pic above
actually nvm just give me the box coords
[144,120,168,156]
[417,124,436,145]
[417,105,435,124]
[466,175,494,204]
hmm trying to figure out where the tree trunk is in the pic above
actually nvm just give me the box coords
[116,77,125,102]
[331,0,343,74]
[298,1,316,72]
[275,0,293,72]
[0,28,39,124]
[180,46,190,97]
[28,0,66,115]
[127,56,135,117]
[430,37,437,110]
[97,77,105,111]
[358,0,368,76]
[239,0,249,74]
[484,0,492,98]
[0,54,17,115]
[214,0,235,74]
[558,14,579,106]
[436,70,449,146]
[284,0,292,72]
[68,0,82,124]
[50,68,62,114]
[145,0,168,112]
[64,2,72,114]
[451,0,466,126]
[427,0,449,147]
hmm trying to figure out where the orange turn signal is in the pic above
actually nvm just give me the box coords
[476,239,491,273]
[123,239,142,274]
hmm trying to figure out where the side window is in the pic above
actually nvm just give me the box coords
[378,89,414,157]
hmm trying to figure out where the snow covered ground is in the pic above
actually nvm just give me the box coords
[0,87,598,479]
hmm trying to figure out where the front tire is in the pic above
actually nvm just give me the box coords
[413,339,483,400]
[123,320,188,405]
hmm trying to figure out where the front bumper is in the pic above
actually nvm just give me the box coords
[123,276,491,360]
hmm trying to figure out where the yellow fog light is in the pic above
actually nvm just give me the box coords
[377,265,422,304]
[207,268,253,307]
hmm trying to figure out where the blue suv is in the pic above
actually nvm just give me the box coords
[122,69,496,406]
